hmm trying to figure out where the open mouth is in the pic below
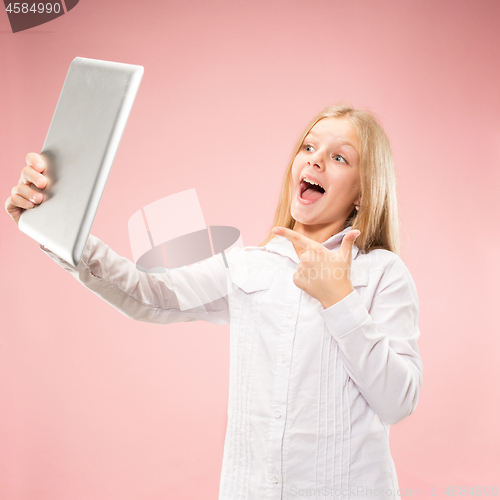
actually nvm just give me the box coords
[299,177,325,202]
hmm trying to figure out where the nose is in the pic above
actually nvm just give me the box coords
[307,149,326,172]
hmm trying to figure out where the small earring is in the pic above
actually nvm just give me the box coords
[355,196,361,211]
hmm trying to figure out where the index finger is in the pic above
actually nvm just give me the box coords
[272,226,322,250]
[26,152,45,173]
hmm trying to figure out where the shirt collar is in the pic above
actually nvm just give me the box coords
[262,225,360,264]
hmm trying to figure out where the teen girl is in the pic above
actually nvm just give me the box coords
[6,104,423,500]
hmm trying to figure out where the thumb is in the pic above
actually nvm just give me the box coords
[339,230,360,258]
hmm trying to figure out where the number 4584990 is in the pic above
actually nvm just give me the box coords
[5,3,62,14]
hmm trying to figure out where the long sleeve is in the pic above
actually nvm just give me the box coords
[40,234,233,325]
[319,253,423,425]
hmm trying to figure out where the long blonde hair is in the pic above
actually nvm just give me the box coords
[258,103,400,256]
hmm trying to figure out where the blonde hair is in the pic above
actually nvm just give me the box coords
[258,103,400,256]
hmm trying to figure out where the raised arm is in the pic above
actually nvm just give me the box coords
[40,235,232,325]
[6,152,233,326]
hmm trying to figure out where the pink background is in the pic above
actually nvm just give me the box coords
[1,0,499,498]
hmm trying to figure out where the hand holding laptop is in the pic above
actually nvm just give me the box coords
[5,153,47,226]
[5,57,143,266]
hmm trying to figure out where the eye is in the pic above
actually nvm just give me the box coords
[333,154,348,164]
[303,144,315,152]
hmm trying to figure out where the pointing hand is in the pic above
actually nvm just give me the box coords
[272,227,360,309]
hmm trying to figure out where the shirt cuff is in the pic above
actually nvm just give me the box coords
[39,236,94,271]
[319,290,370,339]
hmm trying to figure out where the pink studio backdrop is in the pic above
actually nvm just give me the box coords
[1,1,499,499]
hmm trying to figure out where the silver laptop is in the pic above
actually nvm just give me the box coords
[19,57,144,266]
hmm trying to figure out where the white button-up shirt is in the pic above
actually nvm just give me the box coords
[42,225,423,500]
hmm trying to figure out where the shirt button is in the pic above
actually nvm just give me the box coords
[274,409,282,418]
[281,353,288,362]
[271,475,279,484]
[286,309,293,318]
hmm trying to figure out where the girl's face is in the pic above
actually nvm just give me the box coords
[290,117,361,235]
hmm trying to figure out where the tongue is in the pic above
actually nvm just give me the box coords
[302,187,324,202]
